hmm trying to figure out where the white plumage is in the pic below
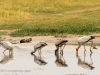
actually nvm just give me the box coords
[78,36,92,45]
[0,41,14,54]
[76,36,95,56]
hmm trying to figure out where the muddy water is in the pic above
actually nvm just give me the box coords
[0,45,100,75]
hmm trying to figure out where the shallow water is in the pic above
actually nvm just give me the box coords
[0,45,100,75]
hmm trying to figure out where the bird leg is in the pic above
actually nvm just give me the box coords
[38,49,40,54]
[60,45,66,55]
[40,48,42,55]
[39,48,42,55]
[3,49,7,53]
[9,51,11,55]
[83,51,86,63]
[84,45,86,52]
[38,53,41,60]
[59,44,64,55]
[60,47,63,55]
[60,53,66,63]
[90,52,93,64]
[59,46,62,54]
[90,41,93,53]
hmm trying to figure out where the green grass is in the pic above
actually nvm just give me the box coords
[0,0,100,37]
[0,32,5,35]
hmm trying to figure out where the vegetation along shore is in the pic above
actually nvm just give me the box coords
[0,0,100,37]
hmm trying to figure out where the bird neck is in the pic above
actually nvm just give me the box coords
[77,43,81,49]
[55,48,59,55]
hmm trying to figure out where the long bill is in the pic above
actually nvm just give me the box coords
[76,43,81,56]
[76,48,78,56]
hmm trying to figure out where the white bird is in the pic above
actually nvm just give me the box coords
[55,39,68,55]
[0,41,14,54]
[31,42,47,54]
[76,36,95,56]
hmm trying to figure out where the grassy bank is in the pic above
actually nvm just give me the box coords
[0,0,100,37]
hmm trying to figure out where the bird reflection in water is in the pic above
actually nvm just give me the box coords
[77,52,95,70]
[55,49,68,67]
[31,53,47,66]
[0,53,13,64]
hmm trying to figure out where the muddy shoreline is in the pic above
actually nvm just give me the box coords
[0,35,100,48]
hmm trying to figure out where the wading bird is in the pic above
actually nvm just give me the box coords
[31,42,47,54]
[76,36,96,56]
[0,41,14,54]
[55,39,68,55]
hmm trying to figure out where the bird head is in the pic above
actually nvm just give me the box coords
[45,43,47,45]
[91,36,95,39]
[43,43,47,46]
[65,40,68,42]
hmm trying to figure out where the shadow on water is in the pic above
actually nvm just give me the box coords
[55,52,68,67]
[76,52,95,70]
[31,53,47,66]
[0,53,13,64]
